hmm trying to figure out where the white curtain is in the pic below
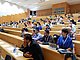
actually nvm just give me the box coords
[0,2,25,16]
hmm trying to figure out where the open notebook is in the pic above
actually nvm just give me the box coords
[58,49,72,54]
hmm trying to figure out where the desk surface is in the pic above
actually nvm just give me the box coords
[0,32,65,60]
[0,39,33,60]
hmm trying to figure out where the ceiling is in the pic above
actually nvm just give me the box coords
[0,0,80,11]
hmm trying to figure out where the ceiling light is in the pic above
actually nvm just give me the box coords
[45,0,50,1]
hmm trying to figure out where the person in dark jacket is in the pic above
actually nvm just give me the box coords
[19,34,44,60]
[21,24,28,37]
[37,30,53,45]
[45,25,51,31]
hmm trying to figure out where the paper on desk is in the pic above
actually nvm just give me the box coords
[58,49,65,50]
[12,51,23,57]
[7,47,23,57]
[1,44,11,48]
[0,42,5,45]
[7,47,14,51]
[48,46,56,50]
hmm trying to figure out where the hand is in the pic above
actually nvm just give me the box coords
[23,52,32,58]
[67,48,71,51]
[37,41,42,44]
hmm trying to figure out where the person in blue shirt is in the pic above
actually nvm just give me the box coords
[32,28,42,41]
[57,28,73,50]
[37,22,42,30]
[57,28,76,60]
[45,25,51,31]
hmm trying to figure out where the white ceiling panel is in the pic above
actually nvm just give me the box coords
[0,0,80,11]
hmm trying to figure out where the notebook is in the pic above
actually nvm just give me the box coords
[58,49,72,54]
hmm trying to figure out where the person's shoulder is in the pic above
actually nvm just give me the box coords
[67,36,72,41]
[58,35,63,38]
[38,33,42,36]
[49,35,52,38]
[32,41,39,46]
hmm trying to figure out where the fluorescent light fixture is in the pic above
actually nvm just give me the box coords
[45,0,50,1]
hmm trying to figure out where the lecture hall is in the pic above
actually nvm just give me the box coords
[0,0,80,60]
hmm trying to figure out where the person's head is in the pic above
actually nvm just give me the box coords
[32,29,35,35]
[37,22,41,26]
[66,27,71,33]
[34,23,37,27]
[24,34,32,43]
[44,30,49,36]
[46,25,49,28]
[48,21,51,24]
[62,28,68,37]
[24,23,27,27]
[35,28,39,34]
[78,16,80,20]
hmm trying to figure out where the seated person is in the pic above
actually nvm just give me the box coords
[37,22,42,30]
[67,27,75,40]
[42,21,47,28]
[60,20,64,24]
[47,21,53,28]
[0,27,4,32]
[27,21,32,28]
[78,16,80,22]
[21,24,28,37]
[45,25,51,31]
[32,28,42,41]
[57,28,76,60]
[32,23,38,29]
[19,34,44,60]
[37,30,53,45]
[32,29,36,38]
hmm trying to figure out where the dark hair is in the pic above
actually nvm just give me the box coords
[35,27,39,32]
[78,16,80,18]
[46,25,49,27]
[37,22,41,25]
[62,28,68,34]
[45,30,49,34]
[33,29,35,32]
[24,34,32,41]
[24,23,27,27]
[35,24,37,26]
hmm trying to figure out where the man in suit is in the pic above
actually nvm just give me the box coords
[19,34,44,60]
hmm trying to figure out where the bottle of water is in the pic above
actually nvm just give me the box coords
[13,45,17,53]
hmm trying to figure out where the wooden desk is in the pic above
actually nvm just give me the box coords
[0,39,33,60]
[40,45,65,60]
[40,30,61,36]
[4,29,22,36]
[76,34,80,41]
[2,27,22,31]
[4,29,32,37]
[3,28,60,36]
[0,32,23,47]
[73,40,80,56]
[0,32,65,60]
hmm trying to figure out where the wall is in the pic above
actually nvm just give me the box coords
[70,4,80,13]
[0,12,27,23]
[36,8,52,16]
[52,2,70,14]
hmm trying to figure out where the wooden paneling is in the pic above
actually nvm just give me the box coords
[0,12,27,23]
[52,2,70,14]
[70,4,80,13]
[36,8,52,16]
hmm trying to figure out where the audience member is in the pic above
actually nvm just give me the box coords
[20,34,44,60]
